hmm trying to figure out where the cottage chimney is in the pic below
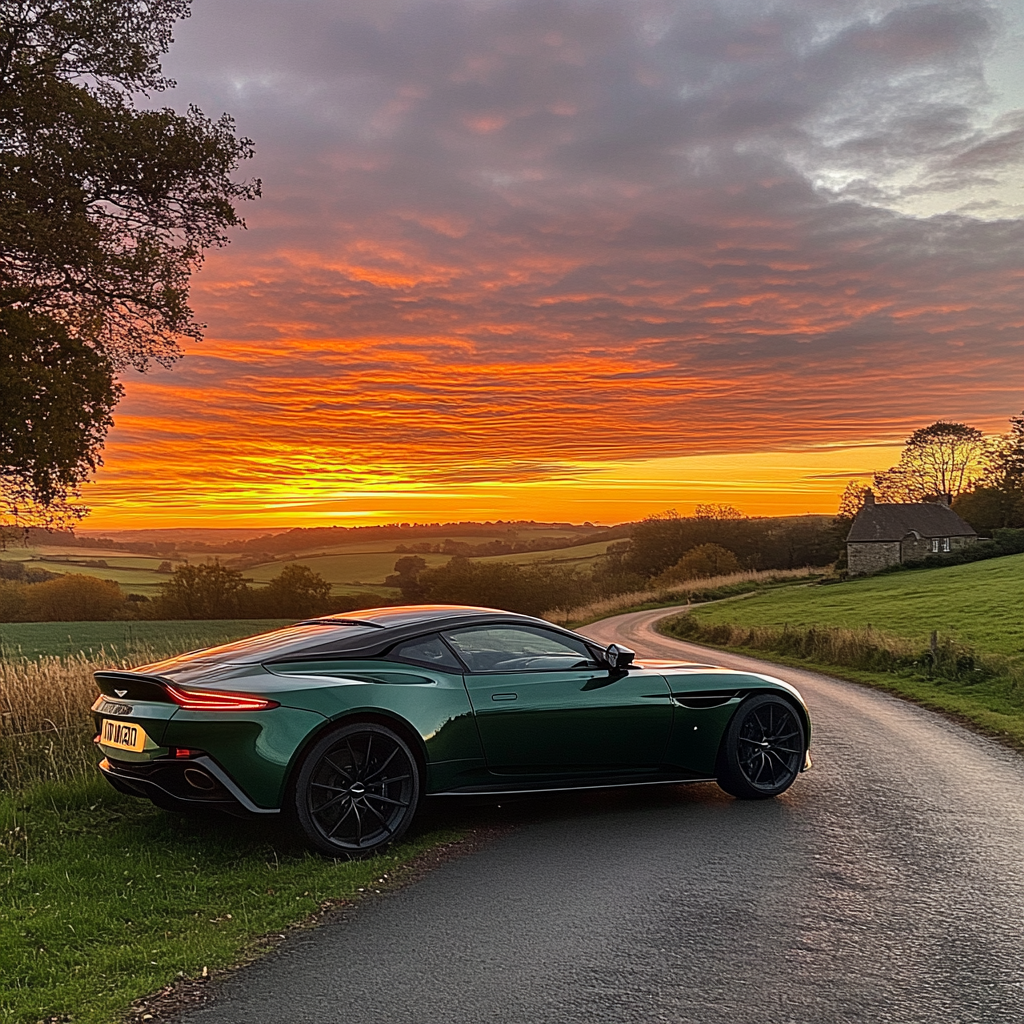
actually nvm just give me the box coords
[936,493,951,506]
[863,489,875,506]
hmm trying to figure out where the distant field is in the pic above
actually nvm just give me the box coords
[306,532,579,555]
[0,620,291,660]
[476,540,611,567]
[688,554,1024,662]
[245,550,448,588]
[4,532,613,596]
[18,559,168,591]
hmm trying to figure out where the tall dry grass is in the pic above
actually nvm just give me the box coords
[0,645,163,792]
[544,566,823,627]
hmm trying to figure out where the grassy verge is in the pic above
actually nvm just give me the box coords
[660,614,1024,750]
[0,776,463,1024]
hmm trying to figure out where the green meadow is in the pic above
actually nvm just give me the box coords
[0,620,291,660]
[685,554,1024,663]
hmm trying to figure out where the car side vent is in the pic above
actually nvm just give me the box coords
[672,691,741,709]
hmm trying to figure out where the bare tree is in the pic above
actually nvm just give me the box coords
[875,422,985,502]
[694,503,747,520]
[835,481,870,521]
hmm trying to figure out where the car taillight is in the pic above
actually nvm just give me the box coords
[164,684,279,711]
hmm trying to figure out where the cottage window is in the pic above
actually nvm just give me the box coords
[931,538,939,553]
[942,537,951,552]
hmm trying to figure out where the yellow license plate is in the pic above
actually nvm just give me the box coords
[100,719,149,752]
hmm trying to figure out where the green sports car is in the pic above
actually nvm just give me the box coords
[93,605,811,856]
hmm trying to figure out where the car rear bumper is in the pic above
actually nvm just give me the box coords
[99,755,280,815]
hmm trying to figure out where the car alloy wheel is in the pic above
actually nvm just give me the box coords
[294,722,420,857]
[716,693,804,799]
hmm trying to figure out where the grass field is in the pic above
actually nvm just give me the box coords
[0,777,462,1024]
[0,620,291,660]
[476,540,611,567]
[686,554,1024,664]
[245,550,448,587]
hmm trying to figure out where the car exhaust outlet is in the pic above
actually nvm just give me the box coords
[183,768,217,791]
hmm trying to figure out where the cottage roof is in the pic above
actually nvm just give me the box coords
[846,501,977,543]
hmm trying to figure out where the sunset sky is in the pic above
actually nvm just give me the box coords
[83,0,1024,529]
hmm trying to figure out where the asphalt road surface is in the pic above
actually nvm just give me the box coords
[179,607,1024,1024]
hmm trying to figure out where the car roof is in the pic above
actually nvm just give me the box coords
[297,604,513,629]
[135,605,585,676]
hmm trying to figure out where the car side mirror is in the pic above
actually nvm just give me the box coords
[604,643,636,671]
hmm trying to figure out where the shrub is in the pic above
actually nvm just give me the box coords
[21,574,124,622]
[655,543,741,584]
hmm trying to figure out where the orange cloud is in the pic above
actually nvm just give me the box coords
[82,0,1024,527]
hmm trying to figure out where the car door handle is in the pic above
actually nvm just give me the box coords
[491,692,518,702]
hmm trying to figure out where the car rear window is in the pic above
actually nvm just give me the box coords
[138,623,377,674]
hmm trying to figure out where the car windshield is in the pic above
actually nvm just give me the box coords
[138,623,378,675]
[444,625,595,672]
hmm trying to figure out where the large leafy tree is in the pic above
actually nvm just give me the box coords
[952,411,1024,532]
[1,0,259,524]
[983,411,1024,491]
[873,422,985,502]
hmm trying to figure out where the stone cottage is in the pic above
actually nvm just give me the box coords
[846,491,978,575]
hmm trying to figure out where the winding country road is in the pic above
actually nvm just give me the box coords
[179,607,1024,1024]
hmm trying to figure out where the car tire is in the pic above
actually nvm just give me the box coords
[293,721,421,858]
[716,693,805,800]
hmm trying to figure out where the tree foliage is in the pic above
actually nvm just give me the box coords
[0,306,119,525]
[874,422,985,502]
[952,486,1024,533]
[622,511,839,578]
[254,563,332,619]
[835,482,870,522]
[654,543,741,584]
[982,410,1024,491]
[951,410,1024,533]
[154,561,249,619]
[1,0,258,518]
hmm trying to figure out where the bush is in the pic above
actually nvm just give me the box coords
[655,543,741,584]
[879,527,1024,575]
[18,575,124,622]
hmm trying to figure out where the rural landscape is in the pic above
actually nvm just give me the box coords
[3,415,1024,1021]
[4,0,1024,1022]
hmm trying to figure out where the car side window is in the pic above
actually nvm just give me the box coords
[443,625,597,673]
[387,634,462,671]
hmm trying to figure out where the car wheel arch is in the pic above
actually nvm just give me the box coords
[715,689,809,765]
[282,708,428,806]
